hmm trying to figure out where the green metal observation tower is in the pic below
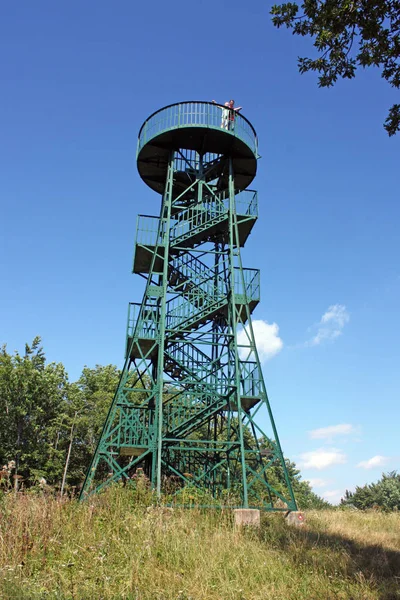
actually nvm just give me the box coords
[81,101,297,511]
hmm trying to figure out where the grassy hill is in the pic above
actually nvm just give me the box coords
[1,488,399,599]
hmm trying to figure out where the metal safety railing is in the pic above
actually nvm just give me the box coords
[126,302,158,341]
[134,215,163,248]
[169,254,227,305]
[138,101,258,157]
[164,388,228,436]
[118,409,152,447]
[134,190,258,250]
[234,268,260,303]
[239,361,263,398]
[236,190,258,217]
[126,266,260,345]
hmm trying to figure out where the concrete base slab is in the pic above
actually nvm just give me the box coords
[233,508,260,527]
[285,511,305,526]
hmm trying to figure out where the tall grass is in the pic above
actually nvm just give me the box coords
[0,488,399,599]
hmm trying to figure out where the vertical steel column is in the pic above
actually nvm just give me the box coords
[228,157,249,508]
[154,154,174,498]
[230,197,298,511]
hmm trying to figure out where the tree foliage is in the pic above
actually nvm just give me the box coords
[0,337,328,507]
[0,338,121,490]
[342,471,400,510]
[0,337,69,482]
[271,0,400,135]
[63,364,121,487]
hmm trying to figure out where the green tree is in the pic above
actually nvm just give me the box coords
[0,337,69,483]
[342,471,400,510]
[65,364,121,487]
[374,472,400,509]
[271,0,400,135]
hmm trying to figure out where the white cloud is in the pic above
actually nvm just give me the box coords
[357,455,389,470]
[237,319,283,362]
[299,448,347,470]
[307,478,330,488]
[309,423,357,440]
[308,304,350,346]
[322,489,344,504]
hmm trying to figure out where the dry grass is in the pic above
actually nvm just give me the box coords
[0,488,399,599]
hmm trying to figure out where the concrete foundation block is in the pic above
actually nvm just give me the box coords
[233,508,261,527]
[285,511,305,526]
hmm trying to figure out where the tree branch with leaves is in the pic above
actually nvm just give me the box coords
[271,0,400,135]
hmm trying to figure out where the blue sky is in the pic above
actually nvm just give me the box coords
[1,1,399,503]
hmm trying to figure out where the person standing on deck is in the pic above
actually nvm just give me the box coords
[212,99,243,130]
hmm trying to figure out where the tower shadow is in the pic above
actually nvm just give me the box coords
[260,516,400,600]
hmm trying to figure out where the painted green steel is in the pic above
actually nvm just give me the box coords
[137,101,258,157]
[80,102,297,511]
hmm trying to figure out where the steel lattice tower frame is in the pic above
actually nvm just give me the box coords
[81,101,297,511]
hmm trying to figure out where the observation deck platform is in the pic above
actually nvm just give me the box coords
[137,101,258,195]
